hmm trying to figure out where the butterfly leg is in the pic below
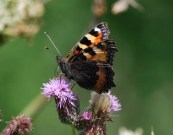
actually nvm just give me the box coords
[71,80,76,89]
[55,66,60,76]
[59,73,64,84]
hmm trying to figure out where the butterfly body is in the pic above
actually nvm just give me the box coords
[57,23,117,94]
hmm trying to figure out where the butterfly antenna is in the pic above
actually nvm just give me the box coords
[44,32,62,56]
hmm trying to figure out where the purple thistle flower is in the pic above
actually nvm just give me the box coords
[107,91,121,112]
[42,78,75,109]
[42,77,70,99]
[82,91,121,135]
[81,112,92,120]
[0,115,32,135]
[42,77,80,124]
[74,112,92,130]
[90,91,121,115]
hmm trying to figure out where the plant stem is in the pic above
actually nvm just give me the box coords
[20,94,47,119]
[71,126,76,135]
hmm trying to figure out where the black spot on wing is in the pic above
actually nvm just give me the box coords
[84,47,96,56]
[89,29,99,37]
[73,53,87,61]
[97,23,105,29]
[97,43,106,50]
[80,37,92,46]
[76,46,82,51]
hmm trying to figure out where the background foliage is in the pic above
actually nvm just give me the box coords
[0,0,173,135]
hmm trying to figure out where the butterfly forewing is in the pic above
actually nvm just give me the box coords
[66,22,113,63]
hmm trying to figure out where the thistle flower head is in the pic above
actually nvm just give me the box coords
[90,91,121,115]
[42,77,80,124]
[81,91,121,134]
[42,77,73,104]
[0,115,32,135]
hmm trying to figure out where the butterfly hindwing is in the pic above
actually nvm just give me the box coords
[59,60,115,94]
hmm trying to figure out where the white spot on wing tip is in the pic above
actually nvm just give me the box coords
[94,27,101,32]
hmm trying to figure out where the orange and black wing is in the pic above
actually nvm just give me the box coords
[59,22,117,93]
[66,22,117,65]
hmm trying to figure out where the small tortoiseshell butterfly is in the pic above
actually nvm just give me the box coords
[57,22,117,94]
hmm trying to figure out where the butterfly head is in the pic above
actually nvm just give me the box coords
[56,56,65,65]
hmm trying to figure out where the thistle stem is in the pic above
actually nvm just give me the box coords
[71,126,76,135]
[20,94,47,119]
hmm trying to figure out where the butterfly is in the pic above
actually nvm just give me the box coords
[57,22,117,94]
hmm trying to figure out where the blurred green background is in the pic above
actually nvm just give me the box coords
[0,0,173,134]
